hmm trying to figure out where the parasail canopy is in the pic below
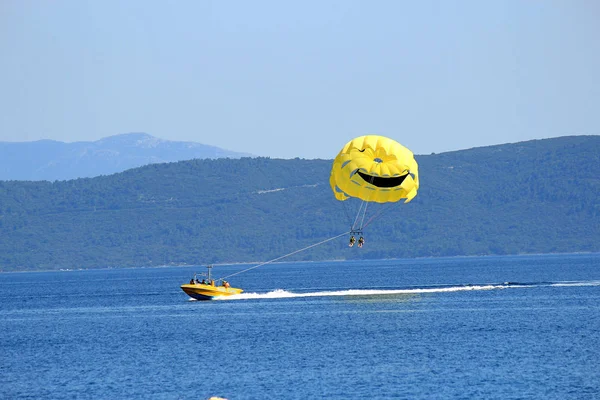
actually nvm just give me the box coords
[329,135,419,204]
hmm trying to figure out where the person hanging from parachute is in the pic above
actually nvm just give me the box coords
[349,235,356,247]
[329,135,419,246]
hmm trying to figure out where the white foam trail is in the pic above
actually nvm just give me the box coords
[214,285,504,301]
[202,280,600,301]
[551,280,600,287]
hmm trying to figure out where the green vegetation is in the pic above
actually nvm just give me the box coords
[1,136,598,272]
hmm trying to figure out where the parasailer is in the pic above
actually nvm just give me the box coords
[358,236,365,247]
[329,135,419,243]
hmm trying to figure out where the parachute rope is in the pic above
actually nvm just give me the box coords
[355,175,375,231]
[359,181,374,229]
[219,231,351,280]
[351,201,366,232]
[359,201,367,227]
[363,201,402,229]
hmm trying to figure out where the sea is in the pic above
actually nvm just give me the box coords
[1,253,599,400]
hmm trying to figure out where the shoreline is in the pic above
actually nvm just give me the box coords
[2,251,599,274]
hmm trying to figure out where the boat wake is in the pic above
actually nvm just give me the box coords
[550,280,600,287]
[215,284,503,301]
[214,280,600,301]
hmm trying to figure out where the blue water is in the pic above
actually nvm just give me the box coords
[1,254,599,399]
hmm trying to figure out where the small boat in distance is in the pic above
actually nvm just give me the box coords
[180,265,243,300]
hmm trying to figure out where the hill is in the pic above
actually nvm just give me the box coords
[0,133,252,181]
[0,135,598,272]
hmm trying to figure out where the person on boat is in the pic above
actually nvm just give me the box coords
[349,235,356,247]
[189,278,195,284]
[223,280,230,289]
[201,279,207,285]
[358,236,365,248]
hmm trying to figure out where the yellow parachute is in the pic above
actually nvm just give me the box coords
[330,135,419,204]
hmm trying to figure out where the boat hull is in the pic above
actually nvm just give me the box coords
[180,283,243,300]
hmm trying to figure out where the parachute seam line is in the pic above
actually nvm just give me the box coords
[219,231,352,280]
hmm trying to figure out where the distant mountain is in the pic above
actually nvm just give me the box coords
[0,135,598,272]
[0,133,252,181]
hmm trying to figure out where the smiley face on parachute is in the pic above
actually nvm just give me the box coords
[329,135,419,204]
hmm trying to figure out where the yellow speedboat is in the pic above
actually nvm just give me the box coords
[181,265,243,300]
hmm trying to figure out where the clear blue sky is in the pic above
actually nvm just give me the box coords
[1,0,598,158]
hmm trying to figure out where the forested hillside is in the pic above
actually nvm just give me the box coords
[0,136,598,272]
